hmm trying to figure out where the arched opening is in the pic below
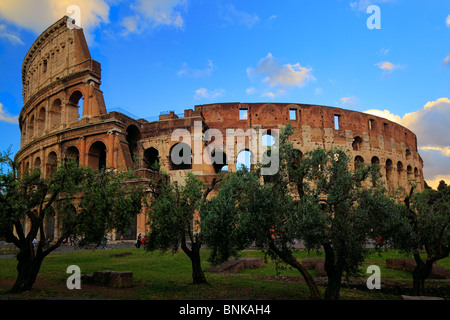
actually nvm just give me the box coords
[22,121,27,144]
[66,146,80,165]
[354,156,364,169]
[261,129,276,147]
[386,159,393,186]
[169,142,192,170]
[352,136,363,151]
[236,149,254,171]
[371,156,380,165]
[29,115,35,138]
[38,107,46,133]
[68,90,84,121]
[211,150,228,173]
[406,148,412,160]
[34,157,41,173]
[397,161,404,184]
[47,152,58,178]
[407,165,414,181]
[144,147,159,170]
[88,141,107,171]
[50,99,62,131]
[126,125,141,163]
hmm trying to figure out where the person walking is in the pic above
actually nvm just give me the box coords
[135,233,142,248]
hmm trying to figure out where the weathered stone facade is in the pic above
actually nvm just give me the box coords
[15,17,424,242]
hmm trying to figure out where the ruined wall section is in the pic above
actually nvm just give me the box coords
[195,103,424,193]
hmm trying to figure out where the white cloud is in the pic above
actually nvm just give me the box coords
[0,23,23,45]
[177,60,214,78]
[0,0,110,43]
[363,109,402,124]
[247,53,314,90]
[261,89,285,99]
[194,88,225,100]
[220,4,260,28]
[246,87,256,95]
[364,98,450,187]
[446,14,450,27]
[375,61,399,71]
[340,96,359,107]
[0,103,19,124]
[122,0,186,34]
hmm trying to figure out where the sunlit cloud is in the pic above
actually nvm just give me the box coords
[247,53,314,95]
[0,0,110,43]
[0,103,19,124]
[121,0,186,34]
[364,98,450,188]
[194,88,225,100]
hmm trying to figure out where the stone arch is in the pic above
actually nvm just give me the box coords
[169,142,192,170]
[211,150,228,173]
[29,115,35,138]
[65,146,80,165]
[50,98,62,131]
[38,106,46,133]
[88,141,107,171]
[352,136,363,151]
[22,121,27,144]
[34,157,41,173]
[47,151,58,178]
[68,90,84,122]
[355,155,364,169]
[371,156,380,165]
[407,165,414,181]
[386,159,394,186]
[126,125,141,162]
[236,149,254,171]
[144,147,159,170]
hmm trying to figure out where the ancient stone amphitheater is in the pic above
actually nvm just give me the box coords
[15,17,424,241]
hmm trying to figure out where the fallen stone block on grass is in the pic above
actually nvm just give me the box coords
[84,270,133,288]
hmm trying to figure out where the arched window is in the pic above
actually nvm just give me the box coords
[47,152,58,178]
[407,165,413,181]
[169,142,192,170]
[34,157,41,173]
[397,161,404,178]
[50,99,62,130]
[352,136,363,151]
[371,156,380,165]
[355,156,364,169]
[144,147,159,170]
[126,125,141,162]
[88,141,107,171]
[211,150,228,173]
[236,149,254,171]
[68,90,84,121]
[386,159,393,186]
[38,107,46,133]
[66,146,80,165]
[29,115,35,138]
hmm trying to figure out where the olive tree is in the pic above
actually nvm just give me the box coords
[0,150,144,293]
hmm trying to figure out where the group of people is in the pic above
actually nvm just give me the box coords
[135,233,146,248]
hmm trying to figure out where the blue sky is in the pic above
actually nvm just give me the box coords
[0,0,449,187]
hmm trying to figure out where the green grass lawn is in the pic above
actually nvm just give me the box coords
[0,248,448,300]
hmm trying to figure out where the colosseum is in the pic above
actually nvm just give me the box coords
[15,16,424,242]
